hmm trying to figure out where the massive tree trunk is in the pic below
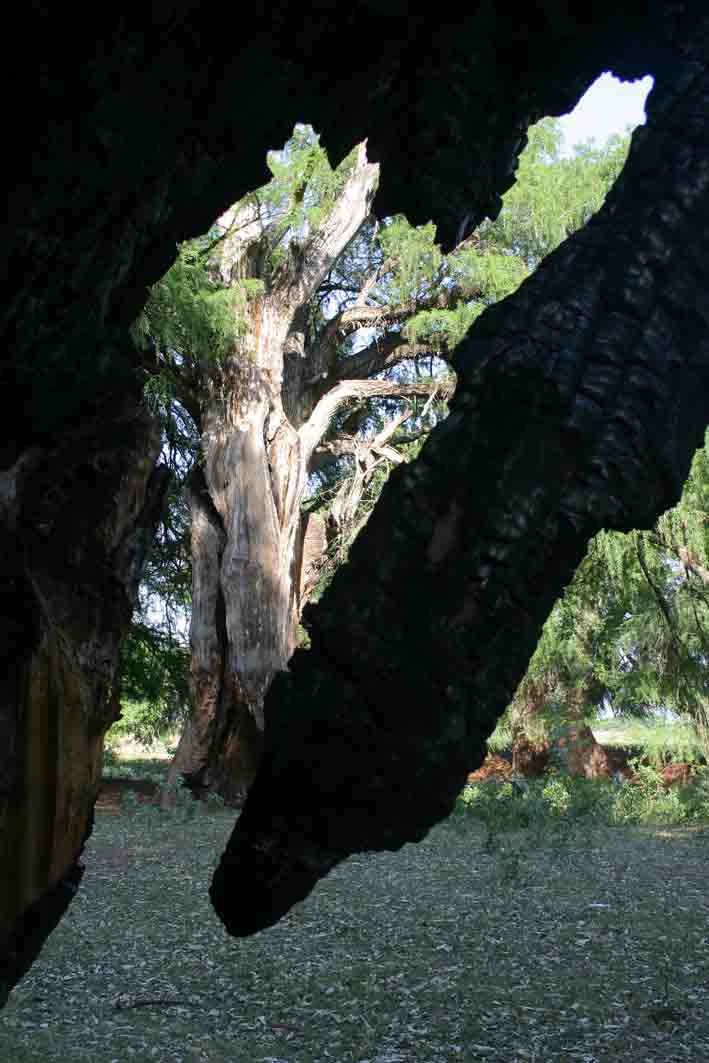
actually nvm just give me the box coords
[211,29,709,936]
[167,146,381,802]
[0,402,167,1006]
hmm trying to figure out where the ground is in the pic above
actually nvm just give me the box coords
[2,759,709,1061]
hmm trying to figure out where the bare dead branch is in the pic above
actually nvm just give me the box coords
[301,378,451,468]
[272,142,380,309]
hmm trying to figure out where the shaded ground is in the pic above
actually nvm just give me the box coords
[96,778,160,813]
[2,802,709,1062]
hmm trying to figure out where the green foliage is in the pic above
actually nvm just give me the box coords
[100,743,173,784]
[459,764,709,836]
[116,623,189,744]
[609,761,687,825]
[504,427,709,753]
[404,302,485,351]
[485,714,514,753]
[133,240,242,372]
[592,717,705,766]
[378,217,442,305]
[446,244,529,302]
[258,127,363,274]
[479,117,630,269]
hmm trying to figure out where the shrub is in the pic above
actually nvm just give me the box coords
[458,762,709,837]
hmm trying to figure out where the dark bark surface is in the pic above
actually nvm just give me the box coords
[0,402,167,1005]
[1,0,707,999]
[2,5,654,453]
[211,16,709,935]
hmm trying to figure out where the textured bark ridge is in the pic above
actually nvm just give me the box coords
[211,22,709,935]
[0,404,167,1005]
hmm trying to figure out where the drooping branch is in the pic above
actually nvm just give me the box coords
[311,406,412,472]
[308,303,416,372]
[338,337,448,384]
[326,408,414,531]
[634,533,681,648]
[307,335,447,395]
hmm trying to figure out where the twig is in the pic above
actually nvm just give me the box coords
[115,997,198,1011]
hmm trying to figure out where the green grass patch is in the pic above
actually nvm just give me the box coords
[459,766,709,841]
[102,735,177,786]
[486,715,707,764]
[592,718,706,764]
[2,796,709,1061]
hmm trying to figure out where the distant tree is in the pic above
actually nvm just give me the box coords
[479,119,631,270]
[501,430,709,760]
[135,128,506,800]
[129,119,631,797]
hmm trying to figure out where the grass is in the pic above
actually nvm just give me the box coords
[102,736,177,786]
[2,798,709,1061]
[591,718,705,763]
[487,714,707,765]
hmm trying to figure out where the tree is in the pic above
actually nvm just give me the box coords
[499,429,709,768]
[137,128,519,801]
[137,119,628,801]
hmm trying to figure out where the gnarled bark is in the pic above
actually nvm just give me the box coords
[211,27,709,936]
[0,403,167,1005]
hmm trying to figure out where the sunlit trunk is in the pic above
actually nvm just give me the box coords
[168,145,379,801]
[168,307,308,801]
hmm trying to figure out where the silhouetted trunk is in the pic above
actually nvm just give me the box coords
[211,35,709,936]
[0,403,166,1005]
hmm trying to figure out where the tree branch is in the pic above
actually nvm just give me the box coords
[635,533,681,648]
[310,406,413,472]
[271,142,380,309]
[211,197,269,285]
[308,283,468,382]
[300,379,451,468]
[307,334,448,393]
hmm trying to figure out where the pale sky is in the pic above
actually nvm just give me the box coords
[559,72,654,155]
